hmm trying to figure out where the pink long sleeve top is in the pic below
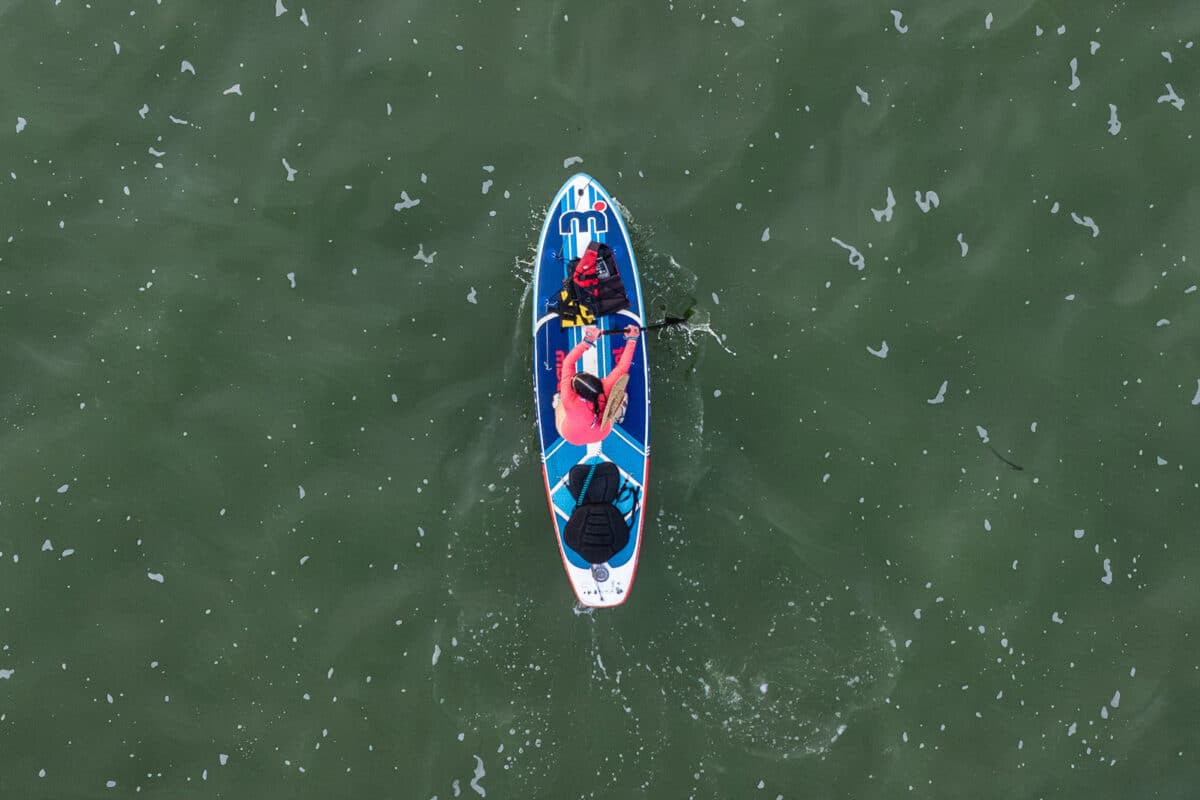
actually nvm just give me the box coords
[556,338,636,445]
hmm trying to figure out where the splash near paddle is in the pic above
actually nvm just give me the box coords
[532,174,649,607]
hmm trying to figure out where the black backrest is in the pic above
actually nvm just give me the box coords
[568,462,620,504]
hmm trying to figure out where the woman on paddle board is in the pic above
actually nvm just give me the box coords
[554,324,640,445]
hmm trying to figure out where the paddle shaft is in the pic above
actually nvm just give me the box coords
[600,316,687,336]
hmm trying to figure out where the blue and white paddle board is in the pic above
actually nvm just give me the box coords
[532,174,650,607]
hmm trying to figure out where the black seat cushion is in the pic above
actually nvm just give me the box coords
[564,462,628,564]
[563,504,630,565]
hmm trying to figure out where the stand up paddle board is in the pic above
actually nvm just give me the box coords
[532,174,649,607]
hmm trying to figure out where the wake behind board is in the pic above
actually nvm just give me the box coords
[532,174,649,607]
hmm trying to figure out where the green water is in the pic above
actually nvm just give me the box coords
[3,1,1199,797]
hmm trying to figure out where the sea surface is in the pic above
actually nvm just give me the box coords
[2,1,1199,798]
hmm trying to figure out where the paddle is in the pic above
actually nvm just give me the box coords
[600,314,690,336]
[600,374,629,429]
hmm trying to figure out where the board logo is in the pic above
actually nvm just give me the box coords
[559,200,609,238]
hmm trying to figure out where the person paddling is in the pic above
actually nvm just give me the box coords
[555,324,640,445]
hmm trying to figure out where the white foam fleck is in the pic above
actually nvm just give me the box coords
[286,272,297,289]
[1107,105,1121,135]
[1158,84,1185,110]
[275,0,288,16]
[956,232,968,257]
[147,572,165,583]
[1070,212,1100,237]
[1110,690,1121,708]
[386,102,393,116]
[761,227,770,242]
[1074,529,1085,539]
[913,608,922,619]
[300,8,309,26]
[148,147,166,157]
[180,60,196,75]
[467,287,478,304]
[1035,25,1043,36]
[223,84,242,96]
[1091,41,1101,55]
[1052,611,1064,624]
[855,85,870,106]
[432,644,442,666]
[0,670,13,679]
[830,237,865,270]
[57,483,69,494]
[220,754,229,765]
[16,117,27,133]
[138,103,150,119]
[867,341,889,359]
[1101,558,1113,585]
[62,549,75,557]
[298,484,305,498]
[872,187,896,222]
[481,179,493,194]
[393,191,421,211]
[299,555,309,565]
[1057,24,1066,35]
[106,780,117,788]
[1162,50,1172,63]
[1155,319,1170,327]
[976,425,989,443]
[562,156,583,168]
[890,10,908,33]
[1068,58,1080,91]
[1067,721,1077,736]
[984,519,992,532]
[915,190,940,212]
[113,41,121,54]
[413,244,437,264]
[985,12,993,29]
[282,158,298,181]
[927,380,948,404]
[731,16,745,28]
[1156,456,1168,466]
[1031,421,1038,432]
[169,115,189,126]
[1192,380,1200,406]
[469,755,487,796]
[42,539,53,552]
